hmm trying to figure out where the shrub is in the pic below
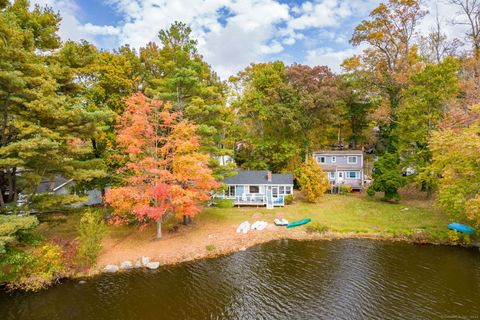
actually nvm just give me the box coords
[368,153,405,202]
[77,209,107,269]
[8,243,66,291]
[284,194,294,205]
[338,185,353,195]
[206,244,216,251]
[447,230,472,246]
[305,222,329,233]
[295,157,330,202]
[0,248,34,284]
[215,199,234,208]
[447,230,460,245]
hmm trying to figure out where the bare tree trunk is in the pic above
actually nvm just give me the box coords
[0,187,4,207]
[156,216,162,239]
[7,168,15,203]
[11,167,17,203]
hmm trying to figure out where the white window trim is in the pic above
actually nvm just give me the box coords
[347,156,358,164]
[328,172,335,179]
[318,156,326,164]
[346,171,360,179]
[249,185,260,194]
[285,186,292,194]
[331,156,336,163]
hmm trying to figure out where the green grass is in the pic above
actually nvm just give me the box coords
[198,194,451,241]
[35,194,452,244]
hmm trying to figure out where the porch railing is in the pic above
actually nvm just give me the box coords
[213,194,285,206]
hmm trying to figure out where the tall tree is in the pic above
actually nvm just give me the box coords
[286,64,340,154]
[106,94,218,239]
[428,105,480,227]
[56,41,143,203]
[337,75,376,149]
[397,57,459,194]
[0,0,106,210]
[448,0,480,57]
[346,0,426,152]
[418,10,461,63]
[230,62,302,172]
[140,22,234,179]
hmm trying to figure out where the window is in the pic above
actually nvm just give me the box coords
[249,185,259,193]
[347,171,360,179]
[279,186,285,194]
[328,172,335,179]
[318,156,326,163]
[285,186,292,194]
[331,156,336,163]
[272,187,278,197]
[347,156,358,164]
[338,172,343,178]
[227,185,235,196]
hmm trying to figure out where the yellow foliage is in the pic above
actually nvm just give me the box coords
[296,157,330,203]
[10,243,66,291]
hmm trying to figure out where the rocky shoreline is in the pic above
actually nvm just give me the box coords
[90,227,456,278]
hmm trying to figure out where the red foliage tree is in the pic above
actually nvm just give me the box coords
[105,93,218,239]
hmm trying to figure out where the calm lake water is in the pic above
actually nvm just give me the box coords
[1,239,479,320]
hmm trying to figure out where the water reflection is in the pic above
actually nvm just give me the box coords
[1,239,479,320]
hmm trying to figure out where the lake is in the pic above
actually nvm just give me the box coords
[1,239,479,319]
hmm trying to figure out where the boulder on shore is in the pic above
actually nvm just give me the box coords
[141,256,150,266]
[104,265,119,273]
[134,260,142,268]
[146,261,160,270]
[120,261,133,269]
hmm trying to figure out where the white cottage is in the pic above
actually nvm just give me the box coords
[215,170,294,209]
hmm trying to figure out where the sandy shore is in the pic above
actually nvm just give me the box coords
[95,219,400,273]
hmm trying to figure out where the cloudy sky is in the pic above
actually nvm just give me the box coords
[33,0,468,79]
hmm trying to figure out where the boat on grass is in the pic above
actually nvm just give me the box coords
[448,222,475,235]
[287,218,311,229]
[274,218,289,226]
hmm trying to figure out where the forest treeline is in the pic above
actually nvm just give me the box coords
[2,0,480,287]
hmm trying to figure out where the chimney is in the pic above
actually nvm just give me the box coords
[267,171,272,182]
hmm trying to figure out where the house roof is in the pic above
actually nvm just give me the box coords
[223,170,293,185]
[313,150,364,155]
[36,176,74,193]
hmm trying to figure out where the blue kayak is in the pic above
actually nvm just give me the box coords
[448,222,475,235]
[287,218,311,229]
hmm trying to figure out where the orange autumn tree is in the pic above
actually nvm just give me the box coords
[105,93,218,239]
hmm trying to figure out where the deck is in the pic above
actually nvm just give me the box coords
[213,194,285,207]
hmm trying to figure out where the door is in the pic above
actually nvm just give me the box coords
[337,171,344,184]
[227,185,235,197]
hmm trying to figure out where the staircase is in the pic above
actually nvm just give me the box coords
[266,188,273,209]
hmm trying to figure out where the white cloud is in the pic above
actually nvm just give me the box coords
[33,0,474,79]
[80,23,120,36]
[305,45,366,73]
[33,0,98,43]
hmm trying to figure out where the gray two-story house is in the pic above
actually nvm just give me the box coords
[312,150,364,191]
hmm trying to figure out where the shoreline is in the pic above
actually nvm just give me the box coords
[89,225,451,278]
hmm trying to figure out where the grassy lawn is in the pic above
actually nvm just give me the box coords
[36,193,452,245]
[198,194,451,241]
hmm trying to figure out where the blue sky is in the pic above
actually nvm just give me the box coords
[35,0,465,79]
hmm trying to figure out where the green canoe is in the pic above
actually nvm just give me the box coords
[287,218,311,229]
